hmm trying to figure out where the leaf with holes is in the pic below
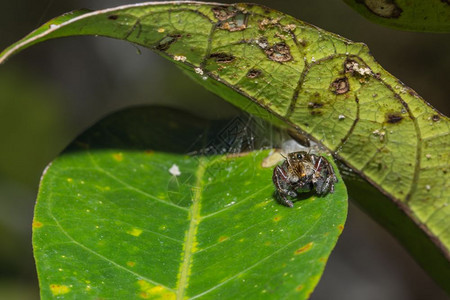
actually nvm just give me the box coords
[33,107,347,299]
[343,0,450,32]
[1,0,448,292]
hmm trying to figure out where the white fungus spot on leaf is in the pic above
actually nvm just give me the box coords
[174,55,187,62]
[194,68,204,75]
[169,164,181,176]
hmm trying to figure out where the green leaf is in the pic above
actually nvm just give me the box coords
[343,0,450,32]
[0,0,448,292]
[33,107,347,299]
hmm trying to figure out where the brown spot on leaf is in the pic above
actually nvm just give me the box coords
[265,42,292,62]
[296,285,304,291]
[386,112,403,124]
[295,242,313,255]
[331,77,349,94]
[49,284,70,296]
[214,6,248,32]
[209,53,235,63]
[258,17,282,30]
[308,102,324,109]
[256,37,269,49]
[127,261,136,267]
[345,59,358,73]
[319,257,328,263]
[113,152,123,162]
[218,236,228,242]
[108,15,119,20]
[407,89,419,97]
[344,59,372,76]
[246,69,262,78]
[432,114,440,122]
[156,34,182,51]
[258,18,270,30]
[337,224,344,232]
[32,221,43,228]
[364,0,403,18]
[212,6,237,21]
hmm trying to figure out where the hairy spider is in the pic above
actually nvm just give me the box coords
[272,151,338,207]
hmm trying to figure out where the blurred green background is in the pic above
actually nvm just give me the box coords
[0,0,448,299]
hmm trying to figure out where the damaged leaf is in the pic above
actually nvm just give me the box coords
[0,1,448,294]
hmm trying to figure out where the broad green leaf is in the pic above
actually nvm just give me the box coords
[33,107,347,299]
[0,1,448,291]
[343,0,450,32]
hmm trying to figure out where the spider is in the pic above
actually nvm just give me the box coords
[272,151,338,207]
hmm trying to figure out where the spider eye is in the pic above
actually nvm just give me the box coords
[297,153,304,159]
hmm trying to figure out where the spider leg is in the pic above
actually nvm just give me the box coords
[324,159,337,181]
[315,179,325,195]
[313,156,338,194]
[324,160,338,193]
[314,156,323,172]
[322,164,338,194]
[272,165,295,207]
[277,192,295,208]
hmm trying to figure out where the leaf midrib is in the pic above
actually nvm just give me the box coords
[176,157,206,299]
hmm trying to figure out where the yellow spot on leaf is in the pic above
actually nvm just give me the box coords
[191,241,199,253]
[32,221,43,228]
[96,185,111,191]
[264,241,271,246]
[113,152,123,162]
[127,261,136,267]
[128,228,143,237]
[273,215,282,222]
[319,257,328,263]
[137,280,175,300]
[295,242,313,255]
[239,238,245,242]
[337,224,344,232]
[67,178,73,183]
[296,285,304,291]
[218,236,228,242]
[255,200,270,208]
[157,28,165,33]
[50,284,70,296]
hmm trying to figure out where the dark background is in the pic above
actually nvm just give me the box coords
[0,0,448,299]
